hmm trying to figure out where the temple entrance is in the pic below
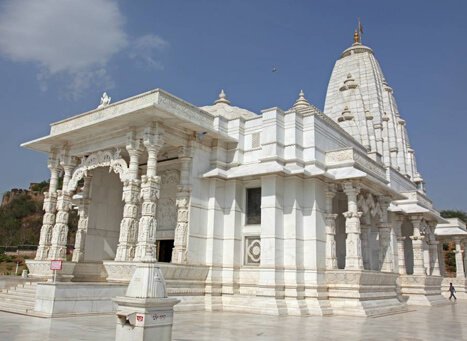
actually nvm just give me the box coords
[82,167,124,262]
[157,240,174,262]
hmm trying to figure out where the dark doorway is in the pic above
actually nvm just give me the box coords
[157,240,174,263]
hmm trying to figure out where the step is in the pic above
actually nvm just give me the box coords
[0,301,34,312]
[0,288,36,297]
[0,296,35,307]
[11,288,37,295]
[0,304,34,315]
[0,291,36,301]
[14,285,37,291]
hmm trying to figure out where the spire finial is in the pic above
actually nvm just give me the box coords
[353,30,360,44]
[293,89,310,109]
[214,89,231,105]
[353,18,363,45]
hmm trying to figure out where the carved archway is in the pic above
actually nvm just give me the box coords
[67,149,129,193]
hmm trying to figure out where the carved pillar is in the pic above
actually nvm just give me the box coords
[343,181,363,270]
[410,215,426,276]
[360,224,370,270]
[72,175,92,262]
[325,184,337,270]
[172,145,193,264]
[48,151,76,260]
[115,133,143,262]
[454,237,465,279]
[36,150,60,260]
[378,196,393,272]
[134,126,164,262]
[425,222,440,276]
[430,240,441,276]
[392,215,406,275]
[439,242,446,276]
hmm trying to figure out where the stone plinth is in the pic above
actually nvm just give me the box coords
[26,260,76,282]
[114,262,179,341]
[326,270,407,316]
[104,261,208,312]
[34,282,127,317]
[399,275,447,305]
[103,261,209,284]
[114,297,179,341]
[441,277,467,299]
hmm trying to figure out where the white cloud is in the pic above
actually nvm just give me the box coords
[0,0,127,71]
[0,0,168,98]
[129,34,168,69]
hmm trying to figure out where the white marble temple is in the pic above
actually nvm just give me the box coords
[15,30,455,318]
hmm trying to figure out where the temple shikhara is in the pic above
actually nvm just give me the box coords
[5,30,467,317]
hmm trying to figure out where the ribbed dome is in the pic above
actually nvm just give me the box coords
[324,40,422,183]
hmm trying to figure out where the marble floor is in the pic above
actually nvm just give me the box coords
[0,302,466,340]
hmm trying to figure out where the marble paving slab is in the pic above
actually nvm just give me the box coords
[1,301,466,340]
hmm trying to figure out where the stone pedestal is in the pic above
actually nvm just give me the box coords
[115,297,179,341]
[114,262,179,341]
[326,270,406,316]
[399,275,447,305]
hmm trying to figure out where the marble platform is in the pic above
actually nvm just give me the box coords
[1,303,467,340]
[399,275,448,306]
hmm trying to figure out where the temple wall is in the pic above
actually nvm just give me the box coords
[84,168,124,262]
[302,178,327,272]
[187,144,212,264]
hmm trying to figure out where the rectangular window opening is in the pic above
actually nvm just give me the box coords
[246,187,261,225]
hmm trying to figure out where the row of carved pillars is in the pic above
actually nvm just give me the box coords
[324,181,392,271]
[324,180,440,275]
[35,125,193,264]
[392,215,441,276]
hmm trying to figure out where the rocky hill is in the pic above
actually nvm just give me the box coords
[0,182,78,248]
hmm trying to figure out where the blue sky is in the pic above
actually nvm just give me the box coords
[0,0,466,210]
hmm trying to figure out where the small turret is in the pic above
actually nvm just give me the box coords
[293,90,311,109]
[214,89,231,105]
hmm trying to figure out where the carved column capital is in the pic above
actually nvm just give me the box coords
[47,149,60,171]
[178,145,193,159]
[342,181,360,197]
[342,211,363,219]
[143,123,165,148]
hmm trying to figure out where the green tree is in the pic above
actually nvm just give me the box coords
[0,193,40,246]
[440,210,467,223]
[30,181,49,193]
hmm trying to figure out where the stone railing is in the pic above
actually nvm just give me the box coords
[325,147,387,181]
[387,167,417,192]
[401,190,433,209]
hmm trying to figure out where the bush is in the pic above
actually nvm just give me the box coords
[0,253,13,262]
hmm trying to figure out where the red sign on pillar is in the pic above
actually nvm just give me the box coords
[50,260,63,271]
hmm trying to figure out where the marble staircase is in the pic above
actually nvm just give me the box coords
[0,282,37,315]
